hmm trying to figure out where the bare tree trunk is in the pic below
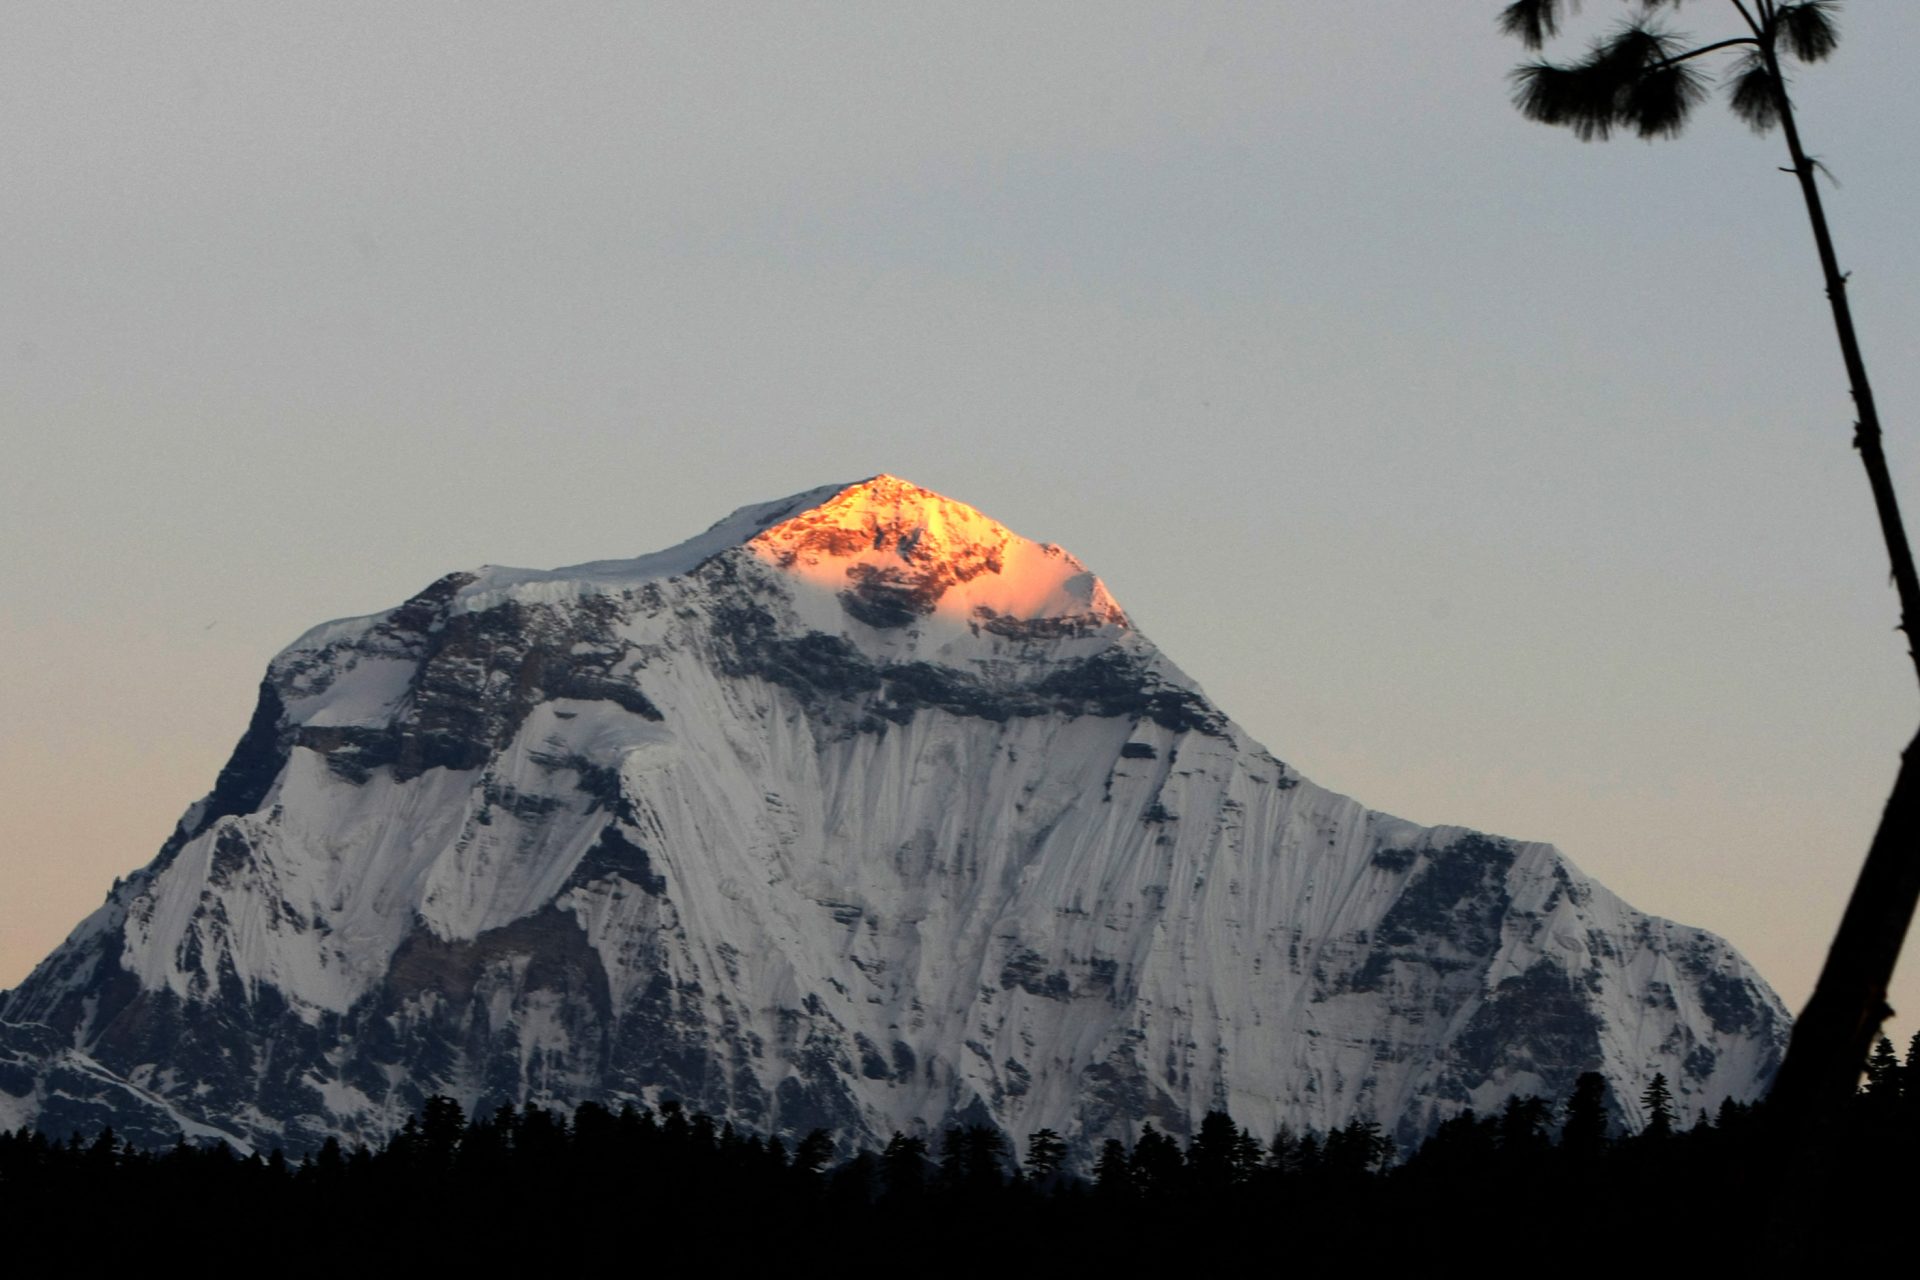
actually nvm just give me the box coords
[1766,727,1920,1244]
[1758,42,1920,1120]
[1766,731,1920,1109]
[1768,57,1920,684]
[1760,49,1920,1238]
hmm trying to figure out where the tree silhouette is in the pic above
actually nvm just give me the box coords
[1499,0,1920,1171]
[939,1124,1009,1195]
[17,1082,1920,1267]
[1323,1117,1393,1177]
[792,1128,835,1178]
[1862,1036,1902,1109]
[1560,1070,1611,1161]
[1639,1072,1676,1140]
[880,1131,929,1199]
[1498,1095,1553,1157]
[1230,1123,1267,1184]
[1129,1122,1185,1197]
[417,1095,464,1171]
[1024,1128,1068,1185]
[1092,1137,1133,1200]
[1186,1110,1242,1192]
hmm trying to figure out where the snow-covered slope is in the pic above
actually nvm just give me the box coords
[0,476,1787,1155]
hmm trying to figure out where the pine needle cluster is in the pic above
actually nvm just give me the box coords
[1502,1,1841,138]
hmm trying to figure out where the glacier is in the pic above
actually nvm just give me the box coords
[0,475,1788,1155]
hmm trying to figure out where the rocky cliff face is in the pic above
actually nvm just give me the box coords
[0,476,1788,1155]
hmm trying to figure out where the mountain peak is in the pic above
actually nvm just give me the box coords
[749,474,1128,630]
[753,475,1022,565]
[0,467,1790,1157]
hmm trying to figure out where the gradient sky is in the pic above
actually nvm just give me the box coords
[4,2,1918,1044]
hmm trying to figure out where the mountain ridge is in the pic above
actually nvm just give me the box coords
[0,476,1788,1155]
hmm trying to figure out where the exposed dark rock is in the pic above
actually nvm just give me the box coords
[1374,835,1515,954]
[837,561,953,628]
[479,777,565,822]
[1691,968,1770,1037]
[770,1019,865,1138]
[854,1033,892,1080]
[607,972,725,1110]
[1370,847,1417,873]
[293,724,396,784]
[569,824,667,896]
[381,908,611,1021]
[1350,835,1516,994]
[716,598,1222,737]
[1441,959,1603,1108]
[999,948,1072,1000]
[208,827,253,884]
[284,592,660,788]
[1032,651,1222,734]
[384,571,479,635]
[879,661,1016,722]
[1078,1036,1184,1137]
[975,608,1109,641]
[528,749,625,815]
[180,681,290,848]
[714,605,883,703]
[1672,938,1775,1040]
[1083,957,1120,999]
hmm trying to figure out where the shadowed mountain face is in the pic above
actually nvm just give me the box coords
[0,476,1787,1154]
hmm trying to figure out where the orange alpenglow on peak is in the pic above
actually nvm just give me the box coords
[749,475,1130,630]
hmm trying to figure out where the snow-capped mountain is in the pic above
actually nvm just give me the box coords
[0,476,1787,1154]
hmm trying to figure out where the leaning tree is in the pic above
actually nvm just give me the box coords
[1497,0,1920,1195]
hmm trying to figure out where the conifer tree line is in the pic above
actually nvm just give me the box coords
[4,1035,1915,1265]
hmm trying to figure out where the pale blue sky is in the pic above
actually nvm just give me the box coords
[4,2,1917,1036]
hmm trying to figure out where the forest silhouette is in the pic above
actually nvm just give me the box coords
[6,1035,1913,1267]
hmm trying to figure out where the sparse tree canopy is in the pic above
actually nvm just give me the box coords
[1502,0,1841,140]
